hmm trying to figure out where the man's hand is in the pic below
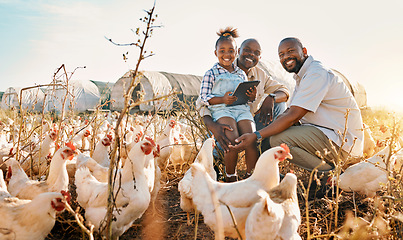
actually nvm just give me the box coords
[202,116,233,152]
[222,91,237,105]
[246,86,257,102]
[257,95,275,125]
[229,132,257,151]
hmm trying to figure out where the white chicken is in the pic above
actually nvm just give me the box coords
[190,144,292,239]
[74,137,156,238]
[178,137,216,224]
[6,143,77,200]
[0,147,15,173]
[0,169,11,199]
[331,146,399,197]
[76,142,160,186]
[124,125,140,144]
[144,144,161,213]
[92,134,112,167]
[362,123,376,158]
[155,119,176,168]
[245,190,284,240]
[169,132,200,173]
[72,129,91,150]
[0,192,66,240]
[41,119,51,135]
[269,173,301,240]
[121,129,143,161]
[76,153,109,182]
[21,129,58,175]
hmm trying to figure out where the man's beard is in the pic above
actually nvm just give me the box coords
[282,57,304,73]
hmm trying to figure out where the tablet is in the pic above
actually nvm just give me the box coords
[227,80,260,106]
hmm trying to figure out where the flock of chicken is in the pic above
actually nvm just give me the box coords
[179,141,301,239]
[0,112,401,240]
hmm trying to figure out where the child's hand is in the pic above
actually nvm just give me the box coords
[246,86,257,102]
[223,91,237,105]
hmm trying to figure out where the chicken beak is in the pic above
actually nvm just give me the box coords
[286,152,293,160]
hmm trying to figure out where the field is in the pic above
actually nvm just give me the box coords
[0,104,402,240]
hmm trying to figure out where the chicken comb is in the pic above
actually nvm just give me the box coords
[280,143,290,153]
[169,119,176,127]
[9,147,13,156]
[106,134,113,141]
[326,176,333,186]
[145,136,156,147]
[153,144,161,158]
[290,169,294,174]
[61,190,72,204]
[66,142,76,151]
[6,166,12,179]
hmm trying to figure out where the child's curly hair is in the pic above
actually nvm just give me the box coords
[215,27,239,48]
[217,27,239,38]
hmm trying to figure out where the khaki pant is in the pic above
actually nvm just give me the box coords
[270,125,348,172]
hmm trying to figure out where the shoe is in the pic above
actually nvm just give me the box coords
[225,175,238,182]
[225,172,238,182]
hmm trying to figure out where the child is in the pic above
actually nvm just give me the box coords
[200,27,258,182]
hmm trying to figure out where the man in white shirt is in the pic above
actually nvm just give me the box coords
[232,37,364,172]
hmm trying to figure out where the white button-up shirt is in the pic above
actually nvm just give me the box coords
[290,56,364,157]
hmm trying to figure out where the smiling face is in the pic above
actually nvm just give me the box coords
[278,38,307,73]
[238,39,261,72]
[215,39,237,71]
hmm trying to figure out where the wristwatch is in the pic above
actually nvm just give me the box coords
[254,131,262,143]
[269,93,276,102]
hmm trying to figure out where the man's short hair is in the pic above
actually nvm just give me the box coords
[240,38,259,49]
[280,37,304,49]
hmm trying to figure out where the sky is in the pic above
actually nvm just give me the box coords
[1,0,402,110]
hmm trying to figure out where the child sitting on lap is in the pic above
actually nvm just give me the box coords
[200,27,258,182]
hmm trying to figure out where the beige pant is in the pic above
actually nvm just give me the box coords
[270,125,348,172]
